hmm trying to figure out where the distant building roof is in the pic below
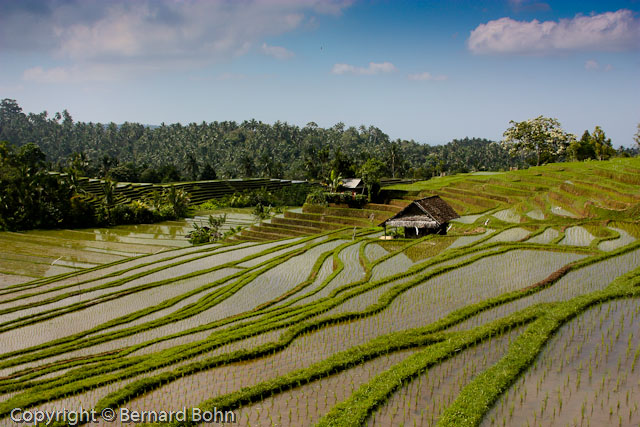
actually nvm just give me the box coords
[341,178,362,189]
[380,195,459,228]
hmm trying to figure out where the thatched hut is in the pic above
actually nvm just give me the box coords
[379,195,459,238]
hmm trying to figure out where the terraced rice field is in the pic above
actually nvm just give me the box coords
[1,158,639,426]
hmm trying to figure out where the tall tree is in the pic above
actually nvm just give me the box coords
[359,158,385,202]
[502,116,575,166]
[591,126,615,161]
[387,140,402,178]
[0,99,28,144]
[568,130,596,161]
[199,163,217,180]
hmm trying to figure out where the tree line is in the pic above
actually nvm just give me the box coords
[1,99,637,185]
[0,99,524,182]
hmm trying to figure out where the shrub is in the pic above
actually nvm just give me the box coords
[186,214,227,244]
[305,188,328,206]
[108,204,135,225]
[68,195,97,227]
[253,203,273,221]
[198,185,311,210]
[130,200,155,224]
[164,185,190,218]
[325,192,367,208]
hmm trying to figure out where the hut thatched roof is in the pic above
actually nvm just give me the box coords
[379,196,459,229]
[341,178,362,189]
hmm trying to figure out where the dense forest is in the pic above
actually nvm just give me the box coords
[2,99,637,184]
[0,99,524,182]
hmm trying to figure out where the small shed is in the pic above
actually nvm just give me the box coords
[379,195,459,238]
[340,178,363,191]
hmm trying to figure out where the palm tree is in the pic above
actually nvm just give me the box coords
[102,179,117,206]
[327,169,343,193]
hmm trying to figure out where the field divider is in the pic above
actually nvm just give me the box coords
[314,306,546,427]
[0,234,320,314]
[1,242,596,412]
[2,236,630,414]
[437,266,640,427]
[0,232,345,369]
[169,303,545,427]
[0,238,250,295]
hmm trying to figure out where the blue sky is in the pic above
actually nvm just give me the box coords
[1,0,639,146]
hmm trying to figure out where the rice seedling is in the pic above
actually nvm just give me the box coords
[363,242,389,263]
[525,227,559,244]
[451,214,483,224]
[240,348,420,426]
[448,248,639,332]
[525,210,545,220]
[559,226,596,247]
[598,227,636,252]
[487,227,531,243]
[550,205,578,218]
[492,209,522,224]
[447,228,495,249]
[368,327,523,426]
[480,298,640,427]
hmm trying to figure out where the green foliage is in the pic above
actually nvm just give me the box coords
[252,203,274,222]
[568,130,597,161]
[108,162,138,182]
[197,185,310,210]
[327,169,343,192]
[106,201,163,225]
[186,214,228,244]
[305,187,328,206]
[68,195,98,227]
[359,157,385,201]
[101,179,117,206]
[569,126,615,162]
[591,126,616,161]
[324,192,368,208]
[198,163,217,180]
[0,140,191,230]
[164,185,190,218]
[1,98,528,182]
[503,116,575,166]
[0,141,75,230]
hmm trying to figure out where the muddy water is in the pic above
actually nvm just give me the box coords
[481,298,640,427]
[239,348,421,427]
[369,327,523,426]
[448,248,639,332]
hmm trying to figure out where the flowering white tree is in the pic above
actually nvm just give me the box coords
[502,116,575,166]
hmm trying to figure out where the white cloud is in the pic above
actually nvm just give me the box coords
[23,66,73,83]
[2,0,353,82]
[468,9,640,55]
[408,72,447,81]
[584,60,615,72]
[331,61,396,75]
[261,43,294,59]
[584,59,599,70]
[51,2,307,62]
[22,63,165,83]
